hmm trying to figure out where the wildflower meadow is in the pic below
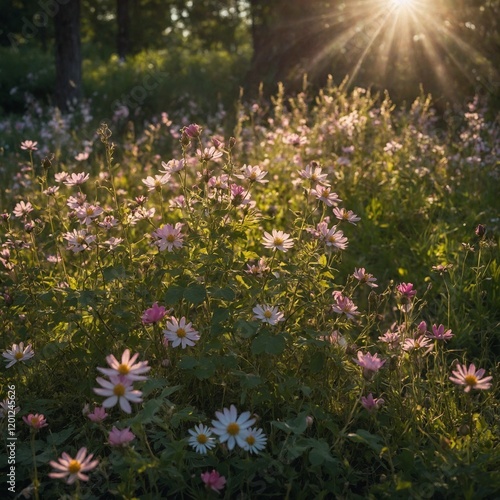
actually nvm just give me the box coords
[1,80,499,498]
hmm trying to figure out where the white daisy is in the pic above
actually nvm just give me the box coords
[262,229,294,252]
[188,424,216,454]
[252,304,285,325]
[97,349,150,381]
[241,427,267,454]
[163,317,200,349]
[211,405,255,450]
[2,342,35,368]
[93,375,143,413]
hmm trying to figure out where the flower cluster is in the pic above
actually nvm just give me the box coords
[188,405,267,456]
[93,349,149,413]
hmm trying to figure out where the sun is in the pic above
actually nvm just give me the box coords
[390,0,415,8]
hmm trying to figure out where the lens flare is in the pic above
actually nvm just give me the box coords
[390,0,415,7]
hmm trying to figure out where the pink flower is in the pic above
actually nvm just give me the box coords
[331,292,359,319]
[49,447,99,484]
[97,349,150,382]
[354,351,385,380]
[23,413,47,430]
[333,207,361,225]
[298,163,328,184]
[234,164,268,184]
[396,283,417,300]
[63,172,90,186]
[262,229,294,252]
[184,123,202,138]
[108,426,136,446]
[353,268,378,287]
[230,184,252,207]
[13,201,33,218]
[361,393,385,412]
[197,147,223,162]
[20,140,38,151]
[310,184,342,206]
[417,321,427,335]
[321,226,348,250]
[87,406,108,423]
[142,302,168,324]
[449,363,492,392]
[402,335,433,355]
[428,324,454,341]
[201,470,226,494]
[151,223,184,252]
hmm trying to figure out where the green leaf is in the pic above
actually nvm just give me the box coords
[184,284,206,305]
[41,341,69,360]
[272,413,309,435]
[102,264,127,282]
[164,286,185,304]
[308,440,337,467]
[178,356,199,370]
[129,399,163,425]
[251,332,286,355]
[195,358,216,379]
[211,287,236,300]
[309,351,325,373]
[46,426,75,446]
[235,319,258,339]
[141,377,171,397]
[78,290,98,307]
[347,429,383,453]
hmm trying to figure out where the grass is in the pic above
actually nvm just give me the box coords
[0,77,499,499]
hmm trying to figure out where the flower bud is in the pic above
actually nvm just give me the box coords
[475,224,486,238]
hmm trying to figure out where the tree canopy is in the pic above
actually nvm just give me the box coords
[0,0,498,108]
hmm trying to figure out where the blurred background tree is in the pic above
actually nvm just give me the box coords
[0,0,498,114]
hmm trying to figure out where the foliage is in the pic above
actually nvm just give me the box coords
[0,81,499,498]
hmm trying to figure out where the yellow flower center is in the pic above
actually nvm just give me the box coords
[264,310,272,318]
[31,417,39,426]
[166,234,175,242]
[176,328,186,338]
[197,434,208,444]
[68,460,81,474]
[15,352,24,360]
[328,235,336,243]
[117,363,130,375]
[464,375,477,387]
[246,435,256,446]
[113,383,126,397]
[86,207,94,215]
[227,422,240,436]
[273,238,284,246]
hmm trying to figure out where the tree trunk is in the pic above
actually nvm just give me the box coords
[246,0,332,95]
[54,0,82,112]
[117,0,130,61]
